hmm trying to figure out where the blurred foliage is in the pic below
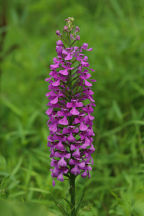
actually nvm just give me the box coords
[0,0,144,215]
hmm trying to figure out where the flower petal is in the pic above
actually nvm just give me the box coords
[85,80,92,87]
[49,123,57,132]
[46,107,53,115]
[52,80,60,86]
[80,122,88,131]
[57,173,64,181]
[50,97,58,104]
[70,107,80,115]
[59,116,68,125]
[58,158,67,167]
[59,69,68,75]
[71,165,80,175]
[65,53,72,60]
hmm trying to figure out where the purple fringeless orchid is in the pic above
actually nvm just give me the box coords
[45,17,96,186]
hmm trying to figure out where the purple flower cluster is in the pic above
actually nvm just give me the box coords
[46,18,96,185]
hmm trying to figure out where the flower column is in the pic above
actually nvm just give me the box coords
[46,17,96,216]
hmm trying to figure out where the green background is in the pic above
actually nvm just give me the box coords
[0,0,144,215]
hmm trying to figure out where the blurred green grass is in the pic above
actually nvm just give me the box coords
[0,0,144,215]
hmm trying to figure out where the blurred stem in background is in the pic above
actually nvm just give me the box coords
[0,0,19,95]
[0,1,7,94]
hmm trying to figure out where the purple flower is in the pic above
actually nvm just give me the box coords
[46,19,96,184]
[76,35,80,40]
[59,117,68,125]
[58,157,67,167]
[75,26,80,32]
[56,30,61,36]
[64,25,68,31]
[71,165,80,175]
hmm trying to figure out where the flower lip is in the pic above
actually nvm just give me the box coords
[59,116,68,125]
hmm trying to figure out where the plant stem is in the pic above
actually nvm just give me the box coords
[0,4,7,95]
[69,174,76,216]
[67,26,76,216]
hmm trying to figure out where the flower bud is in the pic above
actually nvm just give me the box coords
[56,30,61,36]
[70,34,74,40]
[75,26,80,32]
[76,35,80,40]
[63,25,68,31]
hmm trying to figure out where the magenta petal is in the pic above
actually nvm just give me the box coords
[58,158,67,167]
[70,107,80,115]
[88,89,94,95]
[81,171,88,178]
[62,128,69,134]
[49,123,57,132]
[76,102,83,107]
[59,116,68,125]
[52,80,60,86]
[89,145,95,152]
[46,92,51,97]
[78,162,85,169]
[71,165,80,175]
[63,168,68,174]
[59,69,68,75]
[84,137,90,146]
[66,102,73,108]
[65,53,72,60]
[52,168,59,177]
[87,48,93,51]
[54,152,61,158]
[45,77,51,82]
[81,144,88,149]
[50,64,59,69]
[85,73,91,79]
[62,49,68,55]
[70,144,76,151]
[80,122,88,131]
[67,133,75,142]
[52,179,55,186]
[56,40,63,46]
[82,43,88,50]
[56,141,65,151]
[88,166,92,171]
[73,118,80,124]
[89,68,95,72]
[46,107,53,115]
[65,153,71,159]
[81,137,91,149]
[85,80,92,87]
[88,96,95,102]
[81,61,89,67]
[69,159,76,165]
[57,173,64,181]
[57,111,64,117]
[72,149,80,158]
[46,91,56,97]
[88,114,95,120]
[51,97,58,104]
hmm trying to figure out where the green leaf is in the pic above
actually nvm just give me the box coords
[50,195,69,216]
[75,188,86,215]
[1,97,22,117]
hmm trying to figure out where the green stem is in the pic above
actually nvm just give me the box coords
[69,174,76,216]
[66,28,77,216]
